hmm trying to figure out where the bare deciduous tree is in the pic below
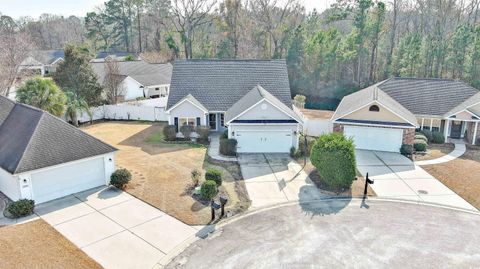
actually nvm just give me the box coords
[104,58,125,104]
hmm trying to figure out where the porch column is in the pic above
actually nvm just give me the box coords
[421,118,425,129]
[473,121,479,145]
[444,119,450,139]
[430,119,433,131]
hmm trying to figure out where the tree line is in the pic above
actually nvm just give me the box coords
[2,0,480,109]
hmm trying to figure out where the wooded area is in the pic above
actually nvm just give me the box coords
[2,0,480,109]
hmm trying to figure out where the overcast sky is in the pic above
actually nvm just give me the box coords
[0,0,336,19]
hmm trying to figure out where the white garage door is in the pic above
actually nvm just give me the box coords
[344,125,403,152]
[31,157,106,203]
[236,130,292,153]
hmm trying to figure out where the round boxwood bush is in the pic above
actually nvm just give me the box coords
[205,168,222,186]
[413,139,427,152]
[163,125,177,141]
[6,199,35,218]
[180,125,194,140]
[110,168,132,189]
[200,180,218,200]
[219,138,237,156]
[419,129,433,142]
[310,133,356,190]
[195,125,210,142]
[432,131,445,144]
[414,133,428,143]
[400,144,414,156]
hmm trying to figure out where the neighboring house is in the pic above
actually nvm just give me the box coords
[91,60,172,102]
[19,49,65,76]
[0,96,116,204]
[166,59,302,153]
[92,51,138,62]
[333,78,480,152]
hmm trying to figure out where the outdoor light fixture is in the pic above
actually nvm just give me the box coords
[231,131,235,136]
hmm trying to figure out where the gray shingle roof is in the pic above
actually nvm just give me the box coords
[378,78,479,117]
[332,82,418,127]
[166,59,292,112]
[0,97,15,125]
[225,85,302,123]
[445,91,480,117]
[0,96,116,174]
[90,60,172,86]
[22,50,65,65]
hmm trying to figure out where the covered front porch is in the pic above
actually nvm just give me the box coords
[418,117,480,145]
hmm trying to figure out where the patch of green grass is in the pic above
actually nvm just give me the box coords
[146,132,165,143]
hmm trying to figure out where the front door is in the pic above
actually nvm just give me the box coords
[450,121,463,138]
[209,114,217,130]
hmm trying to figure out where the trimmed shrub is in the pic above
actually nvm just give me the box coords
[180,125,194,140]
[400,144,414,156]
[110,168,132,189]
[220,138,237,156]
[200,180,218,200]
[221,129,228,139]
[163,125,177,141]
[432,131,445,144]
[310,133,356,190]
[195,125,210,141]
[205,168,222,186]
[290,146,301,158]
[191,169,201,187]
[6,199,35,218]
[419,129,433,142]
[413,139,427,152]
[414,134,428,143]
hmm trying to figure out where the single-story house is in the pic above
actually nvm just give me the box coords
[91,60,172,101]
[19,49,65,76]
[166,59,302,153]
[0,96,117,204]
[332,77,480,152]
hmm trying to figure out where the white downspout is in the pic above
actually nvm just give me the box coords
[473,121,478,145]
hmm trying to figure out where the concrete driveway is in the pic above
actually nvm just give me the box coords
[238,154,326,208]
[166,200,480,268]
[356,150,476,211]
[35,186,199,269]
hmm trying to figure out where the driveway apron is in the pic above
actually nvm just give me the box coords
[356,150,477,211]
[35,186,199,269]
[238,153,326,209]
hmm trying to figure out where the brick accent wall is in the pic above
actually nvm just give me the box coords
[402,128,415,145]
[333,123,414,145]
[333,123,344,133]
[465,122,480,145]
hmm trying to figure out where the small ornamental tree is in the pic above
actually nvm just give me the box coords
[110,169,132,189]
[310,133,356,190]
[191,168,201,187]
[195,125,210,142]
[163,125,177,141]
[200,180,218,200]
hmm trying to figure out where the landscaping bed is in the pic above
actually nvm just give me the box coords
[82,121,249,225]
[422,145,480,210]
[0,220,101,269]
[414,143,455,161]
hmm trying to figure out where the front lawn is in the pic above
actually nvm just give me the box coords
[422,145,480,210]
[414,143,455,161]
[82,121,249,225]
[0,220,101,269]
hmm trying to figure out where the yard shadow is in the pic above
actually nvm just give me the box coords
[118,123,205,155]
[298,192,352,218]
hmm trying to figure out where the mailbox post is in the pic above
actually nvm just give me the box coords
[364,172,374,198]
[210,200,220,222]
[219,195,228,218]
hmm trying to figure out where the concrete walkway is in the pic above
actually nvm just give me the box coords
[35,186,200,269]
[207,133,237,162]
[415,143,466,166]
[356,150,476,211]
[238,154,327,209]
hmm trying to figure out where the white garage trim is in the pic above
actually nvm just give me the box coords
[344,125,403,152]
[234,129,293,153]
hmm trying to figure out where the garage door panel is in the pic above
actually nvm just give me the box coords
[236,130,292,153]
[31,157,106,203]
[344,126,403,152]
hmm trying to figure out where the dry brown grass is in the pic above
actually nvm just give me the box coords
[0,220,101,269]
[82,121,249,225]
[414,143,455,161]
[302,160,375,197]
[422,146,480,210]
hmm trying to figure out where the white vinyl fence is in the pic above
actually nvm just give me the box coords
[293,105,333,137]
[76,98,169,123]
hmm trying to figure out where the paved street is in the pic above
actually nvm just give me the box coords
[356,150,476,210]
[166,199,480,268]
[35,187,199,269]
[238,154,327,208]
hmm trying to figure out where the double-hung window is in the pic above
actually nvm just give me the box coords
[179,117,196,127]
